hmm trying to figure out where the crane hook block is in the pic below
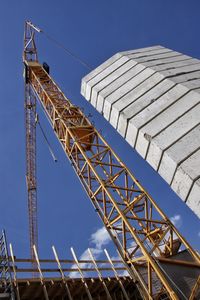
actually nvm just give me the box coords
[43,62,50,74]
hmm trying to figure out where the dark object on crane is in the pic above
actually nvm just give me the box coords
[24,64,29,84]
[43,62,49,74]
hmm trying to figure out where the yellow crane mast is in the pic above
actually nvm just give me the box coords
[23,21,200,299]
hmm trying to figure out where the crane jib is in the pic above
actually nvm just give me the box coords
[23,59,200,300]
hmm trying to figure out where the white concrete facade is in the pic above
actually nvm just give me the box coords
[81,46,200,218]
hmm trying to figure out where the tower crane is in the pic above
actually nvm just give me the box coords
[24,21,38,264]
[23,21,200,299]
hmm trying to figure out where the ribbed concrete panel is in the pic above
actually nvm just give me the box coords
[187,179,200,218]
[159,125,200,185]
[171,149,200,201]
[81,45,200,218]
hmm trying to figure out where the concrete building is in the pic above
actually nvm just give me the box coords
[81,46,200,218]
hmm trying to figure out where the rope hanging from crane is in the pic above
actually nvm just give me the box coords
[35,114,58,162]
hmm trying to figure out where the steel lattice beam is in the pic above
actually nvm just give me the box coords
[25,62,200,299]
[24,22,38,266]
[25,84,38,263]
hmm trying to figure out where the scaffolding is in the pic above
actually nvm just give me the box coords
[0,231,14,299]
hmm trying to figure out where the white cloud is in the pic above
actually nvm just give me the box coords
[198,232,200,238]
[90,226,111,249]
[80,247,102,260]
[120,269,129,276]
[69,226,111,278]
[170,214,182,228]
[69,247,102,278]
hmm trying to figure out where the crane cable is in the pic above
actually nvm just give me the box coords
[41,31,92,71]
[27,21,92,70]
[35,114,57,162]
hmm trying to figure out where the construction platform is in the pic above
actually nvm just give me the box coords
[0,230,141,300]
[1,249,199,299]
[0,234,199,299]
[1,277,137,300]
[81,45,200,219]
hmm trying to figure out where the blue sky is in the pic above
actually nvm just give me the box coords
[0,0,199,262]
